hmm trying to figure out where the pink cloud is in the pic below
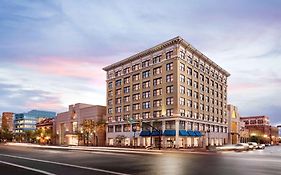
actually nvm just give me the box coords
[18,57,106,84]
[24,96,65,112]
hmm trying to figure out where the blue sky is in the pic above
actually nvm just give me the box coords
[0,0,281,125]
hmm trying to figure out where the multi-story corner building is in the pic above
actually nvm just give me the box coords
[2,112,14,132]
[55,103,106,146]
[241,116,279,145]
[227,105,241,144]
[103,36,230,148]
[14,110,56,133]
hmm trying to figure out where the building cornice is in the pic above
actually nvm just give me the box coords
[102,36,230,77]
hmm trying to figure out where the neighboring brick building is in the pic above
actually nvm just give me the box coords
[241,116,279,145]
[36,118,54,144]
[2,112,14,132]
[55,103,106,146]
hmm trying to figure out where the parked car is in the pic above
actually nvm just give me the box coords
[257,144,265,149]
[265,143,271,146]
[248,142,258,149]
[236,143,250,151]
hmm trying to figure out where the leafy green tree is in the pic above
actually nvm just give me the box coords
[0,129,13,142]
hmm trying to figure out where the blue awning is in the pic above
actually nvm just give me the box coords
[179,130,188,136]
[164,130,176,136]
[194,131,202,137]
[187,130,197,136]
[151,130,162,136]
[140,130,151,136]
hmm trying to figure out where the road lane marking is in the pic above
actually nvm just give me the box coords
[0,160,56,175]
[5,143,162,155]
[0,154,130,175]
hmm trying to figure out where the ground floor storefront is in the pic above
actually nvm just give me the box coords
[107,131,227,148]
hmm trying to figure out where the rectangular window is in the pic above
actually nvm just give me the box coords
[153,111,161,118]
[166,62,173,71]
[179,97,185,105]
[166,51,173,59]
[180,109,185,117]
[116,89,121,96]
[194,81,198,88]
[194,91,198,99]
[187,89,192,96]
[132,64,140,71]
[124,105,130,112]
[200,84,204,91]
[180,62,185,71]
[180,85,185,94]
[108,99,113,105]
[153,78,162,86]
[115,70,122,77]
[123,67,130,74]
[124,86,130,94]
[142,91,150,99]
[187,67,192,75]
[133,84,140,91]
[142,60,150,68]
[153,55,161,64]
[180,74,185,83]
[153,67,162,75]
[132,93,140,101]
[108,108,112,114]
[166,74,173,82]
[166,109,173,117]
[108,82,113,89]
[194,71,198,78]
[142,81,150,88]
[142,70,150,79]
[142,101,150,109]
[200,74,204,81]
[142,112,151,119]
[166,86,173,94]
[166,97,174,105]
[180,50,185,60]
[153,100,162,107]
[108,125,113,132]
[132,74,140,81]
[115,125,122,132]
[115,107,122,113]
[124,96,130,103]
[115,79,122,86]
[124,77,130,84]
[153,88,162,96]
[187,78,192,86]
[187,100,192,107]
[132,103,140,110]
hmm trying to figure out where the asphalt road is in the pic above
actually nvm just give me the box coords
[0,144,281,175]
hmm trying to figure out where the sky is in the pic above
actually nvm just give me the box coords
[0,0,281,125]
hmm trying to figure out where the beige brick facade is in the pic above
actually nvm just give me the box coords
[103,36,230,148]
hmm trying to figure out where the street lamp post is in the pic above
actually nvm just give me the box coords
[132,126,137,149]
[207,129,210,148]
